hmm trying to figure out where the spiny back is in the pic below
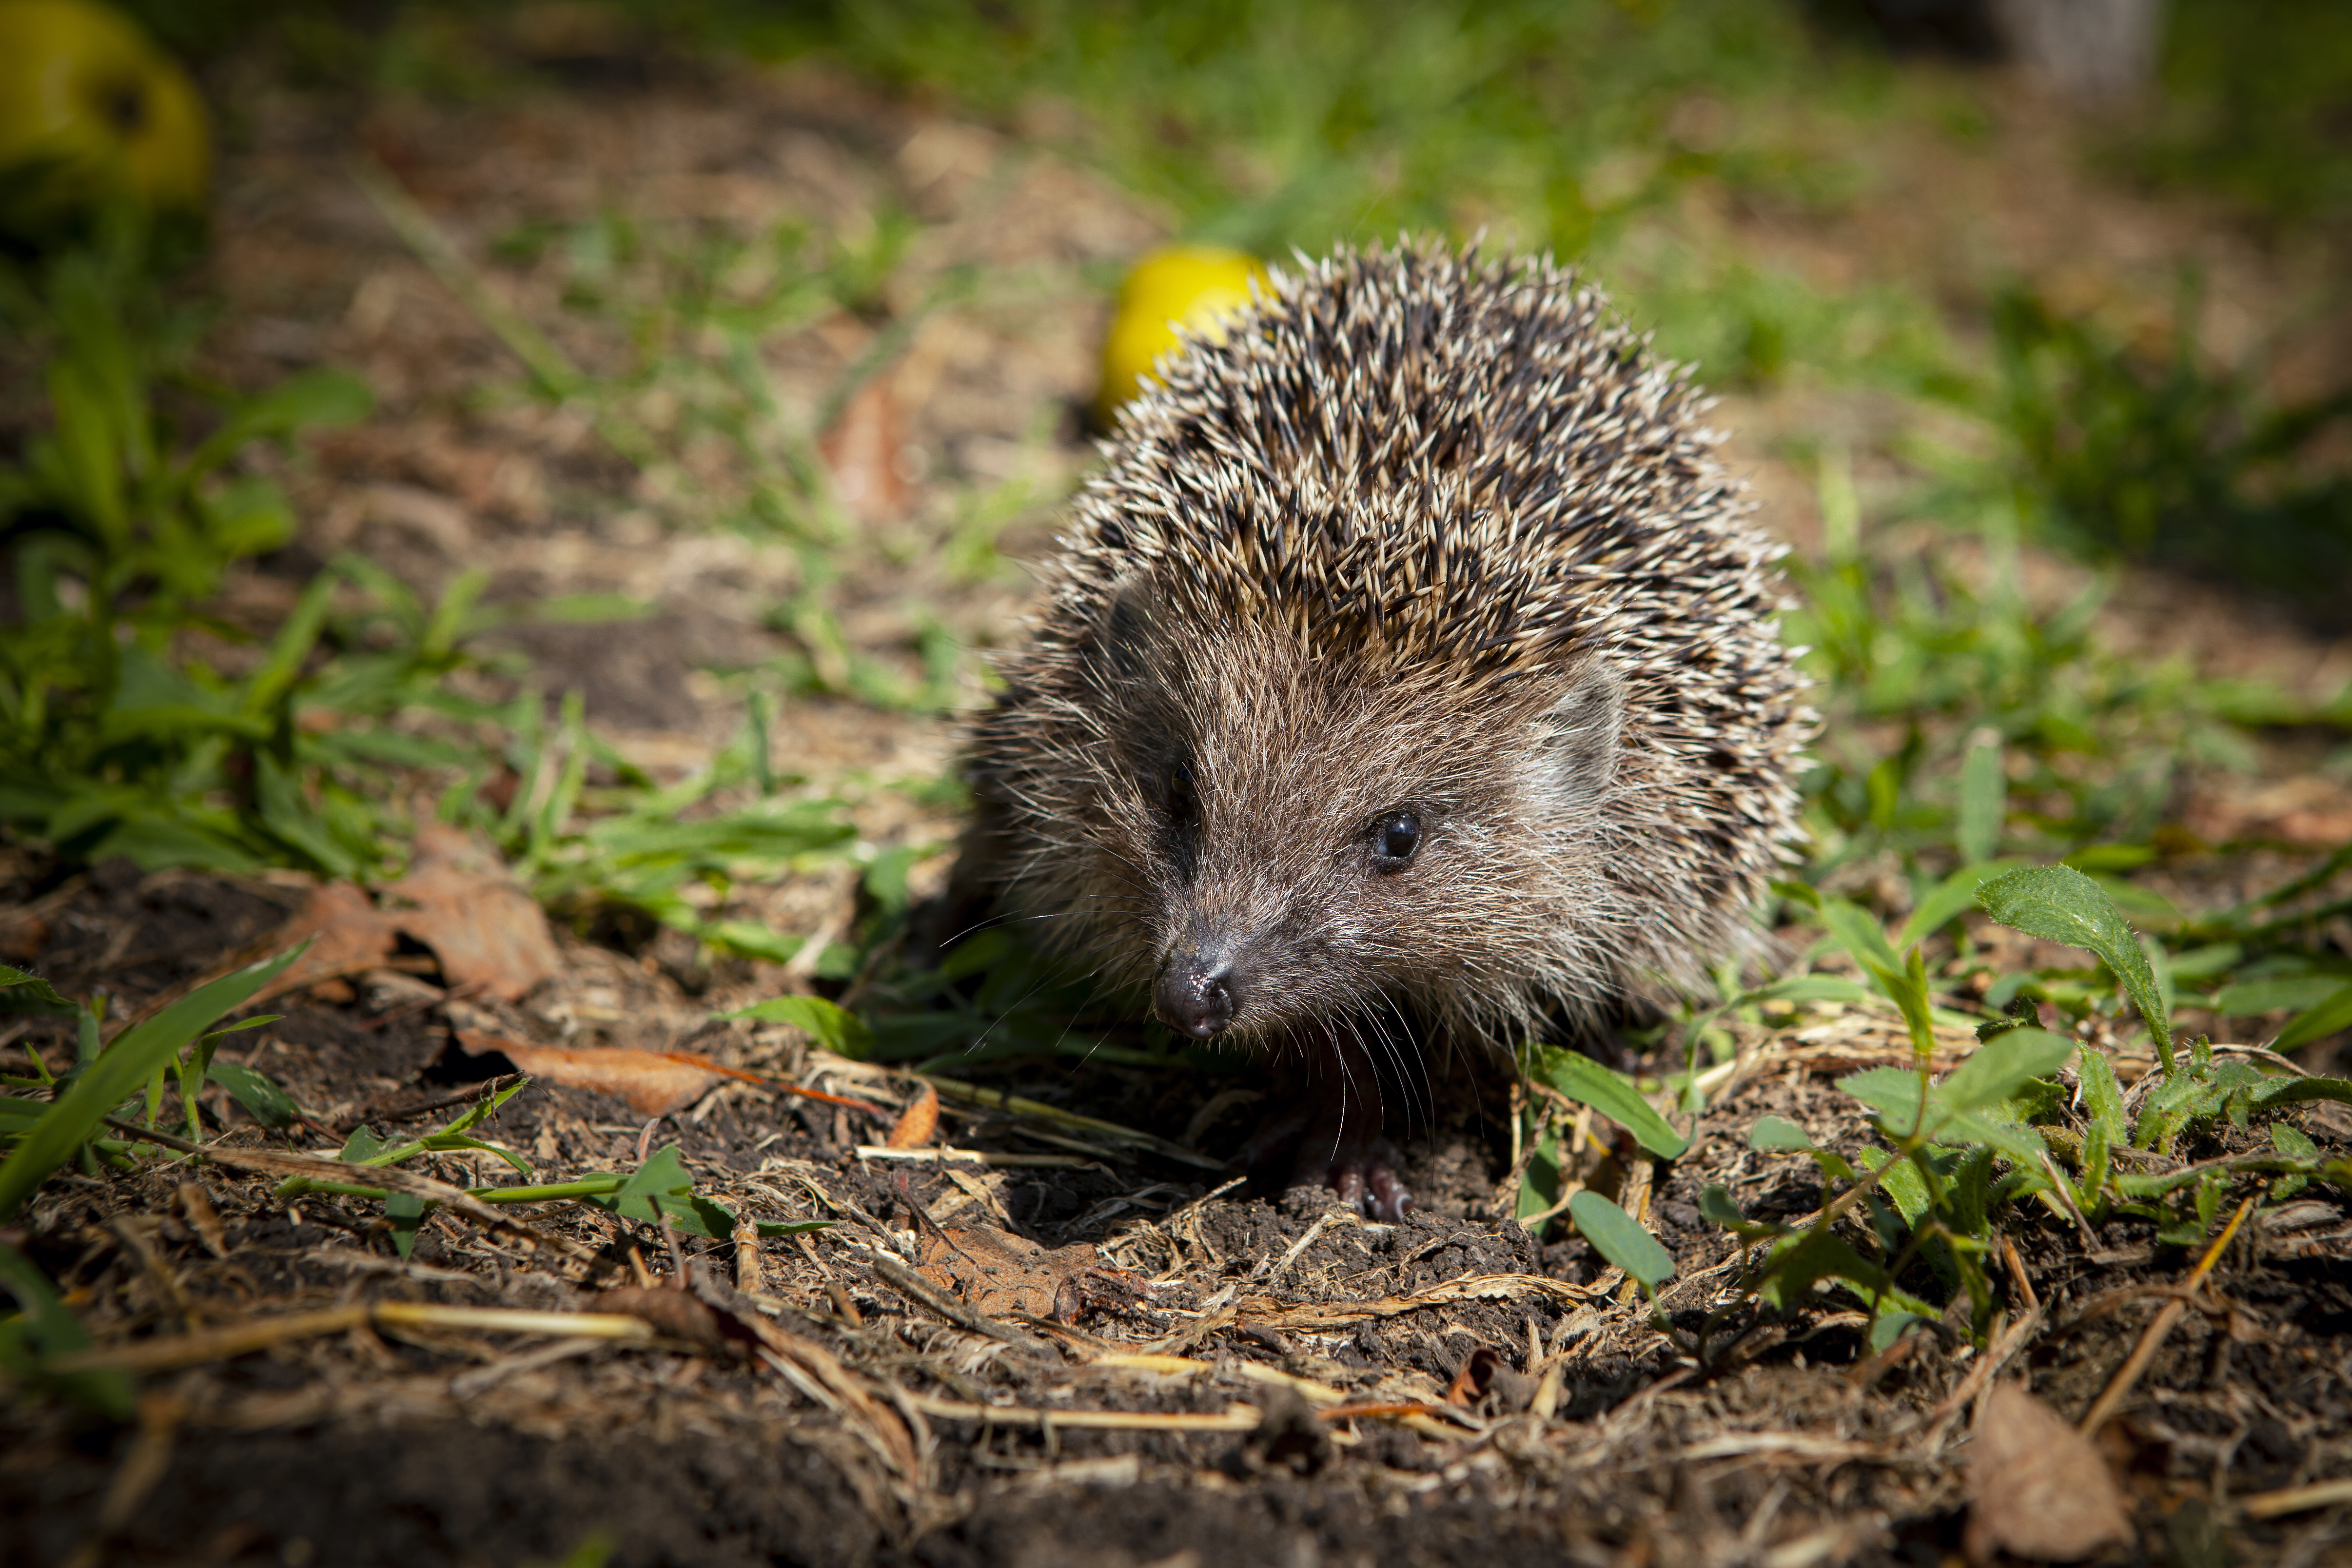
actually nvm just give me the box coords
[1044,240,1771,692]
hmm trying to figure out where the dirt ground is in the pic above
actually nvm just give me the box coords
[5,20,2352,1568]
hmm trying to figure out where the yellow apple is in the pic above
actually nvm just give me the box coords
[1095,245,1270,426]
[0,0,211,229]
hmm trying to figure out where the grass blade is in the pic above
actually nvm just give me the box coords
[0,941,309,1221]
[2273,981,2352,1052]
[1957,734,2006,866]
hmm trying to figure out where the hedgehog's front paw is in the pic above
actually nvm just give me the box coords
[1233,1070,1413,1222]
[1323,1144,1411,1223]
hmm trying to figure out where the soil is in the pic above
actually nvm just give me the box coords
[5,16,2352,1568]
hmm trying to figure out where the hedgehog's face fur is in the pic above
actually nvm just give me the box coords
[964,239,1812,1059]
[1043,587,1634,1049]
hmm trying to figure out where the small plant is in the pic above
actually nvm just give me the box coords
[1723,864,2348,1350]
[0,227,381,869]
[0,948,307,1221]
[1513,843,2350,1354]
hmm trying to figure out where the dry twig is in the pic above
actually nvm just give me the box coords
[2079,1194,2257,1437]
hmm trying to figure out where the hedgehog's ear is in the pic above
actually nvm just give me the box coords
[1532,660,1623,815]
[1083,573,1163,683]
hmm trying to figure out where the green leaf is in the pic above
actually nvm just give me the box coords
[2272,1122,2318,1159]
[1857,1145,1932,1227]
[384,1192,426,1258]
[1752,1229,1934,1317]
[1526,1047,1690,1160]
[592,1144,740,1239]
[2080,1119,2110,1207]
[188,367,373,474]
[354,1079,531,1169]
[238,569,337,721]
[1749,1115,1814,1152]
[47,355,127,545]
[1816,895,1902,977]
[2213,977,2352,1017]
[1939,1028,2076,1111]
[2142,935,2176,1025]
[433,1078,529,1139]
[1837,1065,2050,1163]
[1976,864,2171,1070]
[412,1132,529,1175]
[1897,860,2030,950]
[197,475,295,556]
[2274,983,2352,1053]
[0,964,77,1017]
[724,994,876,1058]
[1743,974,1877,1008]
[0,1242,131,1418]
[206,1060,297,1130]
[1567,1191,1675,1294]
[2078,1048,2128,1148]
[1697,1184,1748,1228]
[2253,1075,2352,1113]
[0,941,310,1222]
[1956,736,2006,866]
[1868,1310,1933,1355]
[1862,947,1938,1063]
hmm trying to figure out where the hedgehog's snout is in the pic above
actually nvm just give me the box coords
[1153,942,1238,1038]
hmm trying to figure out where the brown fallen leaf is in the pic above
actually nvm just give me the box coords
[818,377,908,525]
[1965,1382,2134,1564]
[886,1083,939,1149]
[454,1031,751,1117]
[1443,1346,1504,1407]
[235,829,559,1011]
[0,875,83,963]
[2180,774,2352,850]
[916,1224,1147,1325]
[378,823,562,1001]
[0,909,48,962]
[590,1285,738,1354]
[258,880,401,1001]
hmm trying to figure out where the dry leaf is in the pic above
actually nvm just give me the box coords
[818,377,907,524]
[456,1032,746,1117]
[379,823,563,1001]
[1964,1382,2134,1563]
[886,1083,939,1149]
[0,908,49,962]
[591,1285,736,1353]
[259,880,400,1001]
[916,1225,1146,1324]
[247,829,560,1009]
[2181,775,2352,850]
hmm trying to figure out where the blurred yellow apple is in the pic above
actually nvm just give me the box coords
[0,0,211,229]
[1095,245,1270,426]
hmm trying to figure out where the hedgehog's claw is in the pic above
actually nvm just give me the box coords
[1233,1051,1414,1222]
[1325,1148,1412,1223]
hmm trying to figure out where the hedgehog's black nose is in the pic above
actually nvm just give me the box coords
[1154,949,1235,1038]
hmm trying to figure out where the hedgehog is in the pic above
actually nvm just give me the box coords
[961,238,1811,1221]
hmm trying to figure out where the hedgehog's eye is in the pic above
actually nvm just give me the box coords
[1166,761,1198,825]
[1371,811,1421,871]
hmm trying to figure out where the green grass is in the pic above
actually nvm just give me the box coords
[1992,282,2352,612]
[2130,0,2352,229]
[4,0,2352,1411]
